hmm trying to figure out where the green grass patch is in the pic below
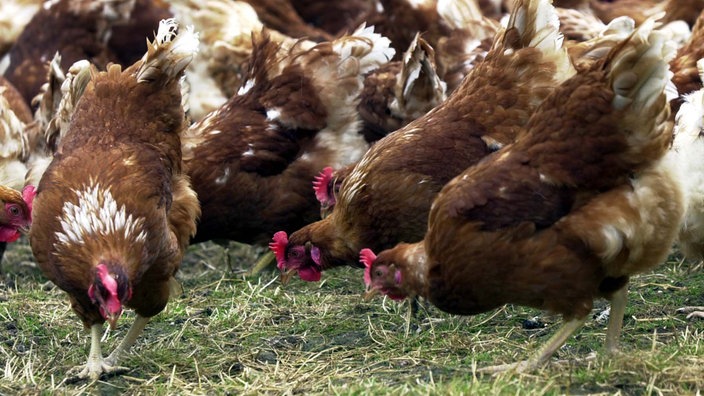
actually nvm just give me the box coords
[0,238,703,394]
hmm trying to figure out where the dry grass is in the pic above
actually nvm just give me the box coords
[1,237,703,395]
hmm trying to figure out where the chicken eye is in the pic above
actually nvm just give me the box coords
[289,250,301,258]
[375,269,383,277]
[8,205,20,217]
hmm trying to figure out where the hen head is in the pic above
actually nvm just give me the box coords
[360,248,408,301]
[270,231,323,283]
[87,262,132,329]
[0,185,35,242]
[313,165,356,219]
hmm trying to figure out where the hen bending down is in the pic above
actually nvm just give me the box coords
[183,25,394,247]
[272,0,577,283]
[29,19,200,381]
[0,77,36,266]
[363,17,682,372]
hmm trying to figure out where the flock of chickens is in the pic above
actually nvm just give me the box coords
[1,0,704,382]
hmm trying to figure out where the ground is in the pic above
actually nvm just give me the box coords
[0,237,703,395]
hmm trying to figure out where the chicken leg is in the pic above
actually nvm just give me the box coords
[605,285,627,353]
[246,251,276,276]
[68,324,128,382]
[478,317,587,374]
[104,315,150,366]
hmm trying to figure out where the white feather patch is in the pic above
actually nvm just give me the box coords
[238,79,256,96]
[334,24,395,74]
[55,183,147,247]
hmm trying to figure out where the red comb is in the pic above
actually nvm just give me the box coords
[22,185,36,217]
[269,231,289,270]
[360,248,377,287]
[312,167,334,204]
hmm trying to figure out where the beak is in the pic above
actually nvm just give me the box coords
[19,225,30,235]
[363,287,380,302]
[105,312,120,330]
[279,268,296,285]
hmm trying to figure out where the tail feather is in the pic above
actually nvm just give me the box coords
[607,18,676,114]
[604,16,676,167]
[136,18,200,85]
[569,16,636,70]
[32,53,65,130]
[46,60,92,150]
[332,23,396,75]
[505,0,575,82]
[390,34,447,120]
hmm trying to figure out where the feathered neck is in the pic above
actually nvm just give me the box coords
[397,242,431,299]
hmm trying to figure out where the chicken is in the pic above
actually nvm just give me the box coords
[0,182,34,270]
[1,0,136,108]
[672,59,704,320]
[670,10,704,115]
[316,33,454,216]
[183,25,394,247]
[0,0,41,58]
[0,183,33,239]
[0,76,32,189]
[316,34,448,216]
[272,0,577,282]
[363,18,682,372]
[29,19,200,380]
[0,76,37,267]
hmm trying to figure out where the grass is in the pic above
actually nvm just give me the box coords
[0,237,703,395]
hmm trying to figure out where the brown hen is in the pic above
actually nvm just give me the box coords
[29,19,200,381]
[364,18,682,372]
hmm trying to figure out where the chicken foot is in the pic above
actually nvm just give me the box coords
[104,315,150,366]
[676,306,704,319]
[477,317,587,374]
[66,324,129,382]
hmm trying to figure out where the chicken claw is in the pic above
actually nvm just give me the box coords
[476,359,535,375]
[676,306,704,319]
[66,360,129,383]
[478,317,587,375]
[64,324,129,383]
